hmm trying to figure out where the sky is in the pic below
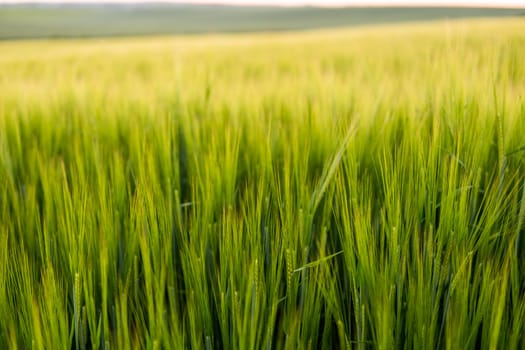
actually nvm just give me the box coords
[1,0,524,7]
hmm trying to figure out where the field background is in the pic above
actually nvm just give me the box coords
[1,13,525,350]
[0,4,523,39]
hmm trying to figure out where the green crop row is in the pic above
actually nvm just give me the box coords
[0,19,524,349]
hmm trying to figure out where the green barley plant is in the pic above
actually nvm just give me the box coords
[0,18,524,349]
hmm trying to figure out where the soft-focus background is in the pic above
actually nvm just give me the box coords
[1,0,524,39]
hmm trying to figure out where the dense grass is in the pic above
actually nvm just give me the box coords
[0,19,524,349]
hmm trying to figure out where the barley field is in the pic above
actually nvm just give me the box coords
[0,18,524,349]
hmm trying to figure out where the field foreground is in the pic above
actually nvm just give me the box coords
[0,19,525,349]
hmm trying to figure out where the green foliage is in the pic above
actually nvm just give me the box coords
[0,19,524,349]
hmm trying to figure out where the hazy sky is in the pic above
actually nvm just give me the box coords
[1,0,524,7]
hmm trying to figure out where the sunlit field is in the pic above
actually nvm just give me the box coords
[0,18,524,349]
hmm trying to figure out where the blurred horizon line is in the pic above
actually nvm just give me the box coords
[1,0,525,9]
